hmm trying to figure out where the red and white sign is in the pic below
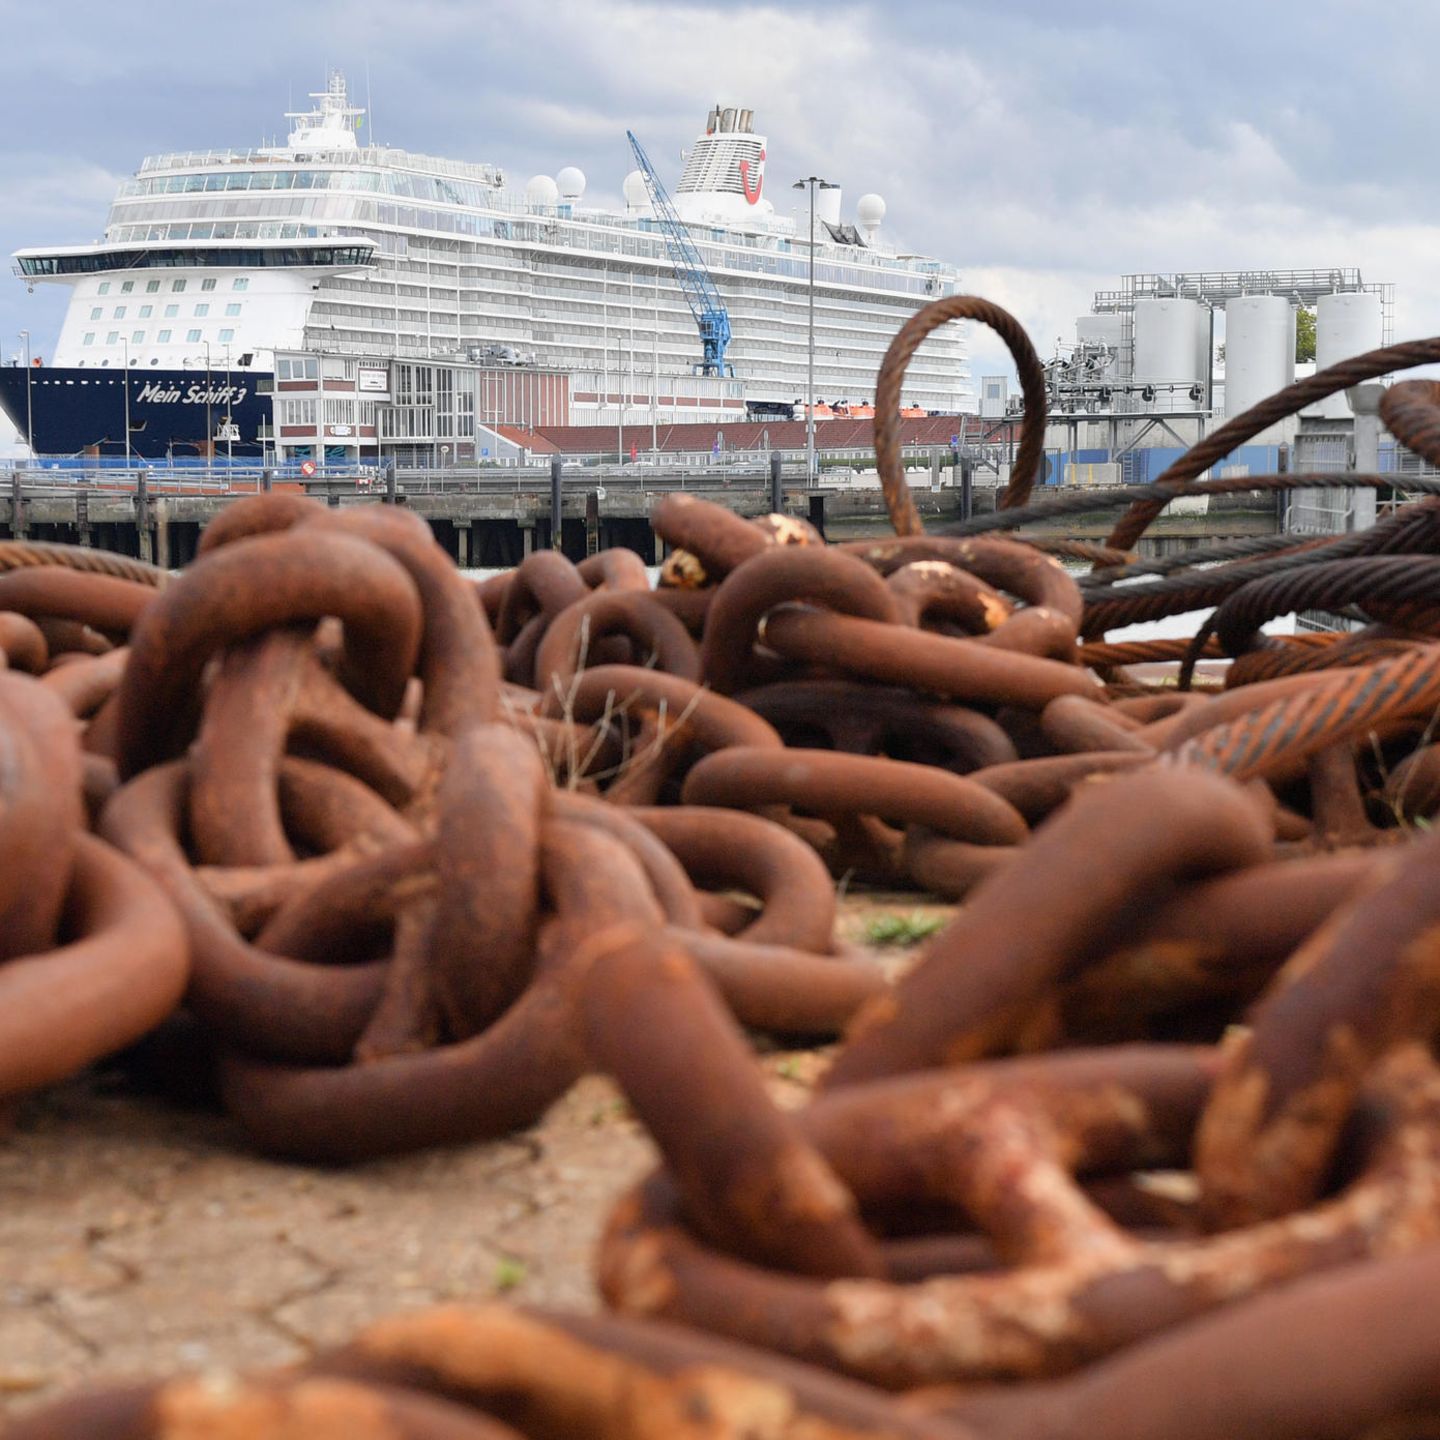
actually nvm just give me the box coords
[300,460,317,477]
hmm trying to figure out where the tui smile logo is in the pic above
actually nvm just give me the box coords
[739,148,766,205]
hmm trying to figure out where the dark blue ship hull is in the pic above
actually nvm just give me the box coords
[0,365,272,459]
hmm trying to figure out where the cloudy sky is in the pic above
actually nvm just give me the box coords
[0,0,1433,450]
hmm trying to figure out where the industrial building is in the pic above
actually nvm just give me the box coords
[973,269,1395,489]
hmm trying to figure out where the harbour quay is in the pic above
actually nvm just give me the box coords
[0,461,1280,569]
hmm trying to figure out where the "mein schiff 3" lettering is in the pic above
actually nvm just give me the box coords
[135,382,249,405]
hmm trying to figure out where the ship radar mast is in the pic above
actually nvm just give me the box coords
[284,71,364,152]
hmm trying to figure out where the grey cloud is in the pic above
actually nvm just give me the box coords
[2,0,1435,398]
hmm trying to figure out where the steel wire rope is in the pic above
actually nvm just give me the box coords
[946,471,1440,541]
[0,539,168,587]
[873,295,1048,534]
[1170,646,1440,781]
[1379,379,1440,468]
[1082,495,1440,635]
[1105,337,1440,553]
[1173,554,1440,689]
[1082,532,1337,587]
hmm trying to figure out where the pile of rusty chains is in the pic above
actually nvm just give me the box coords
[7,301,1440,1437]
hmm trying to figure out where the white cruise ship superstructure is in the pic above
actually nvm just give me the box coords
[4,75,967,460]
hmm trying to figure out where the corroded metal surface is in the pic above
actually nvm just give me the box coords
[9,310,1440,1437]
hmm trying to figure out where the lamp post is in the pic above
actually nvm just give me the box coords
[122,337,133,475]
[791,176,837,485]
[225,345,234,467]
[204,340,213,470]
[19,331,34,465]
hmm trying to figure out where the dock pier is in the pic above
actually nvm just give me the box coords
[0,464,1282,569]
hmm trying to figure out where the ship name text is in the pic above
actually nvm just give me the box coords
[135,382,250,406]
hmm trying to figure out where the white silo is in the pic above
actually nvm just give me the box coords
[1224,295,1295,420]
[1193,304,1213,406]
[1134,298,1205,409]
[1312,291,1384,417]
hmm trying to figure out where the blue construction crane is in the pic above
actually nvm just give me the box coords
[626,130,733,376]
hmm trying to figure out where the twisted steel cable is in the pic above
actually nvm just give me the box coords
[1082,532,1336,587]
[1105,337,1440,552]
[1379,379,1440,468]
[1210,556,1440,656]
[950,471,1440,541]
[0,540,168,587]
[1077,636,1225,667]
[1018,537,1133,566]
[874,295,1048,535]
[1225,631,1433,687]
[1172,647,1440,782]
[1174,556,1440,687]
[1083,495,1440,634]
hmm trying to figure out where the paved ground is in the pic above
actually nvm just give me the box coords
[0,895,952,1414]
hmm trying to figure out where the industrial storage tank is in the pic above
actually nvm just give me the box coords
[1312,291,1384,418]
[1076,314,1123,348]
[1225,295,1295,420]
[1134,298,1205,409]
[1193,305,1213,406]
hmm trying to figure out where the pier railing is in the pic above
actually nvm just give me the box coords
[0,460,913,499]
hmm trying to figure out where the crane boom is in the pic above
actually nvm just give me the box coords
[626,129,733,376]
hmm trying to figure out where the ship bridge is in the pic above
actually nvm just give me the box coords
[14,236,376,372]
[15,235,376,281]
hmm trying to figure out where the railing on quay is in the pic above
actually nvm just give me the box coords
[0,459,886,499]
[1,444,985,493]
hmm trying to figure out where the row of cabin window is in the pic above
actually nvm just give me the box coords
[94,277,250,296]
[81,328,237,346]
[89,303,243,320]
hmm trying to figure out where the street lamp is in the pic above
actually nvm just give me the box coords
[204,340,212,470]
[19,331,34,466]
[122,338,133,475]
[792,176,837,485]
[224,345,234,467]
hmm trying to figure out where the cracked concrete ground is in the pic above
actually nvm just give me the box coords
[0,894,951,1415]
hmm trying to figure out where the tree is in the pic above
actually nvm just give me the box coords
[1296,306,1317,363]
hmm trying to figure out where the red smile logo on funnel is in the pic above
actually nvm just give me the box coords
[739,148,766,204]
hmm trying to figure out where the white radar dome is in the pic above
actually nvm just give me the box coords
[557,166,587,199]
[856,193,887,227]
[622,169,649,209]
[525,174,560,208]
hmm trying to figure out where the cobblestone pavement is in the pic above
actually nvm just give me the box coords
[0,894,951,1414]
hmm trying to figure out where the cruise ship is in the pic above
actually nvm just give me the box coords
[2,75,967,462]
